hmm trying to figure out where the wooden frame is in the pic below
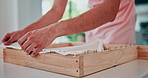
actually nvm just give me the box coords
[3,43,148,77]
[137,45,148,60]
[0,47,3,59]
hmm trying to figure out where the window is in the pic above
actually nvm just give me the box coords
[42,0,89,43]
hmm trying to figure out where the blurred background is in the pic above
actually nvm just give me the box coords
[0,0,148,45]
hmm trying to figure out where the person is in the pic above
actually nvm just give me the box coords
[2,0,136,57]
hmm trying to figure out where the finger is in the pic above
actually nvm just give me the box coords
[18,33,30,45]
[4,36,14,45]
[4,33,17,45]
[25,43,37,55]
[21,39,32,50]
[2,33,11,43]
[31,48,42,57]
[5,40,18,45]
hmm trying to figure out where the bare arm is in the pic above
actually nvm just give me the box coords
[23,0,68,33]
[52,0,121,37]
[17,0,121,57]
[2,0,67,45]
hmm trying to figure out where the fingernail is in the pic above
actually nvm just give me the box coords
[4,43,9,45]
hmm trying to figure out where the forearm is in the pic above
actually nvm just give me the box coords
[53,0,120,37]
[23,0,68,33]
[23,9,63,33]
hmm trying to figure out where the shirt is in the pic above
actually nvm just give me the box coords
[86,0,136,44]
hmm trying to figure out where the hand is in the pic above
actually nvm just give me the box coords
[2,30,26,45]
[18,27,57,57]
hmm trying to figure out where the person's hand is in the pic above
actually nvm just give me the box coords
[2,30,26,45]
[18,27,57,57]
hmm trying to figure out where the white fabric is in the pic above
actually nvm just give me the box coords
[1,40,104,55]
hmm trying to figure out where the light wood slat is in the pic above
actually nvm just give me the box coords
[3,43,148,77]
[83,46,137,75]
[4,48,80,77]
[0,47,3,59]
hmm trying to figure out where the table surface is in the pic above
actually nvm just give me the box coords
[0,59,148,78]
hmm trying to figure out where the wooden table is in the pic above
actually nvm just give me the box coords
[0,59,148,78]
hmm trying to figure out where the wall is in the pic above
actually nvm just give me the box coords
[0,0,42,44]
[18,0,42,29]
[0,0,18,44]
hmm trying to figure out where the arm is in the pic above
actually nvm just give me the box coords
[53,0,120,37]
[18,0,121,57]
[23,0,68,33]
[2,0,67,45]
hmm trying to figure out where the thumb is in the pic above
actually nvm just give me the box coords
[2,33,11,43]
[4,37,14,45]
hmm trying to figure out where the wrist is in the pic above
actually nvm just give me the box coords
[49,24,59,38]
[23,21,39,33]
[47,22,62,38]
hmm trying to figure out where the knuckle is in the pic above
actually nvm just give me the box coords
[26,50,30,53]
[28,36,34,41]
[21,46,24,49]
[7,40,12,43]
[22,45,25,49]
[6,33,10,36]
[27,48,32,52]
[18,40,20,43]
[27,32,32,35]
[18,40,21,44]
[25,32,30,36]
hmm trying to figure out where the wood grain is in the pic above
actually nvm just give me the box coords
[3,43,147,77]
[83,46,137,75]
[0,47,3,59]
[137,45,148,60]
[4,48,81,77]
